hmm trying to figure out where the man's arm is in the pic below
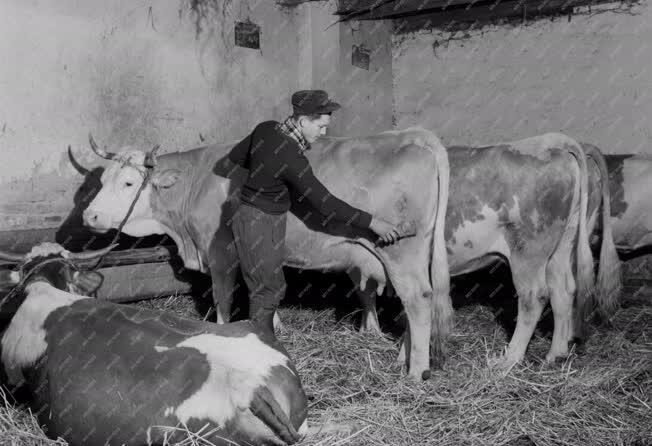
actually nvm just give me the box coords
[227,130,253,168]
[281,147,372,229]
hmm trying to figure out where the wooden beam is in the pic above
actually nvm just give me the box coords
[277,0,329,6]
[392,0,613,31]
[371,0,574,19]
[337,0,393,14]
[0,226,172,259]
[93,262,195,303]
[340,0,617,21]
[0,261,196,303]
[0,246,176,268]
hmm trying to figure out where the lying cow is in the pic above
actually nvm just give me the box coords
[0,243,307,446]
[365,134,619,364]
[81,128,451,380]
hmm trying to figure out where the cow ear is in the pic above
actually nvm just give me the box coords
[72,271,104,296]
[0,270,20,285]
[151,169,181,189]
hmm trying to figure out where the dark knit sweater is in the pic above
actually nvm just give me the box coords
[227,121,372,229]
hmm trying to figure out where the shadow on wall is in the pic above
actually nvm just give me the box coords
[186,0,235,37]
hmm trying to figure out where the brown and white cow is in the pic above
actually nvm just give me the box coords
[82,128,451,379]
[0,243,307,446]
[584,145,652,256]
[366,133,619,365]
[583,144,651,310]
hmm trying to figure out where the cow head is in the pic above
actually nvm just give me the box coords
[82,134,181,237]
[0,243,113,325]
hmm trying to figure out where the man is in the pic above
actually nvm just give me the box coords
[227,90,401,332]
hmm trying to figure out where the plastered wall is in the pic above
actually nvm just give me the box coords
[0,0,304,237]
[0,0,393,245]
[392,3,652,153]
[296,1,394,137]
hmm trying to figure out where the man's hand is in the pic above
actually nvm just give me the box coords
[26,242,70,260]
[369,217,401,245]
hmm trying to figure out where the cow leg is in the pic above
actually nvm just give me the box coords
[345,257,386,334]
[211,269,237,324]
[503,263,547,365]
[357,288,381,333]
[397,338,406,363]
[273,312,283,331]
[545,250,576,362]
[209,235,241,324]
[393,275,433,380]
[402,294,433,380]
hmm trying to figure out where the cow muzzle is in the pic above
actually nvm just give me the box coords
[82,208,114,233]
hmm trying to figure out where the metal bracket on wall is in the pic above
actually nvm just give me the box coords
[235,20,260,49]
[352,44,370,70]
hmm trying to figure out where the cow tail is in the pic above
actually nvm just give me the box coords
[567,141,596,340]
[582,143,621,315]
[417,128,452,365]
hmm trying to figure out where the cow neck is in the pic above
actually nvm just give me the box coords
[1,280,85,371]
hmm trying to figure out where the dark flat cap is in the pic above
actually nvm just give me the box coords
[292,90,341,115]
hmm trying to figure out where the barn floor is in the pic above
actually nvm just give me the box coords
[1,268,650,446]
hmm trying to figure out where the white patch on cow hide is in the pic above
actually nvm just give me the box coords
[9,271,20,283]
[449,205,506,254]
[507,196,522,223]
[159,333,290,426]
[530,208,541,231]
[504,133,578,161]
[121,217,168,238]
[1,282,86,372]
[448,204,510,272]
[154,346,169,353]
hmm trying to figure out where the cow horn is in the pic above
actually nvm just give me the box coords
[0,249,26,262]
[149,144,161,164]
[143,144,160,169]
[67,145,90,176]
[88,133,116,160]
[67,244,119,260]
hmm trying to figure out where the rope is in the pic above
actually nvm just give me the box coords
[82,146,159,271]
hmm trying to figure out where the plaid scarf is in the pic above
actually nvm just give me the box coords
[277,117,310,152]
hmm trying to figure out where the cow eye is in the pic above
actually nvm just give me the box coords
[125,182,133,187]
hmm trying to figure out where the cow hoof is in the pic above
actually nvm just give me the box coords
[489,355,519,372]
[406,369,428,382]
[359,323,383,335]
[396,343,406,364]
[544,354,559,363]
[298,420,309,436]
[569,337,586,355]
[545,351,571,364]
[273,312,283,331]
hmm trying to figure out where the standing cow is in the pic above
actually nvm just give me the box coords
[82,128,451,380]
[364,134,619,365]
[583,144,652,256]
[0,243,307,446]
